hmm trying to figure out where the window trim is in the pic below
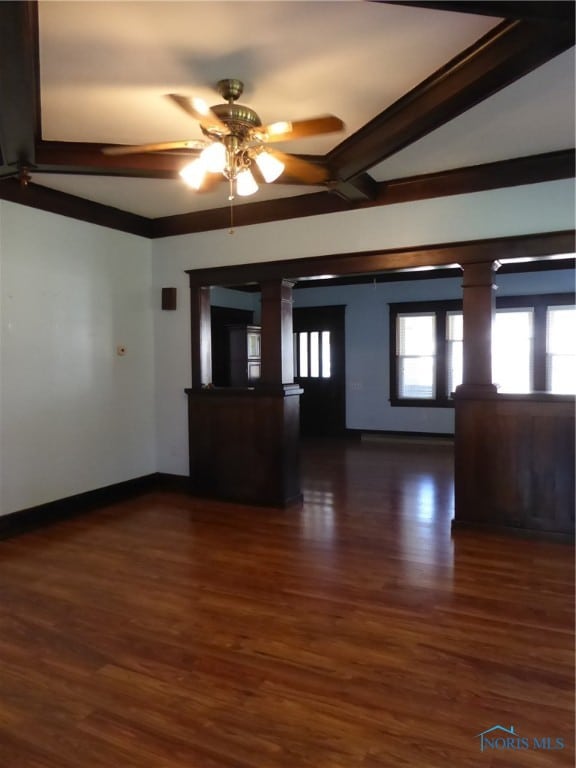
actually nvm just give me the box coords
[389,293,575,407]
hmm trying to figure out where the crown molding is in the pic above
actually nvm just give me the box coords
[0,178,152,237]
[151,149,575,237]
[2,149,572,238]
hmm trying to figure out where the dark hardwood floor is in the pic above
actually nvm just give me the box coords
[0,438,573,767]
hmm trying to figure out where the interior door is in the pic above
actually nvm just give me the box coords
[293,305,346,436]
[211,305,254,386]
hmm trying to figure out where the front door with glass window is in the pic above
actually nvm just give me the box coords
[293,306,346,436]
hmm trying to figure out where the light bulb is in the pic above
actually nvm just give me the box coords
[200,142,226,173]
[179,159,206,190]
[265,121,292,137]
[236,168,259,197]
[255,151,285,183]
[191,97,210,116]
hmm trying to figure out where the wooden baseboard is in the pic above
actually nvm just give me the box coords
[350,429,454,445]
[155,473,195,493]
[0,474,159,540]
[451,518,574,544]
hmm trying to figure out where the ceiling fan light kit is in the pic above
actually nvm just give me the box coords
[102,78,344,203]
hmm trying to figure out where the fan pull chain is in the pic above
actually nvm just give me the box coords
[228,177,235,235]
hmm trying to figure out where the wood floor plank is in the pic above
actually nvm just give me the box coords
[0,438,572,767]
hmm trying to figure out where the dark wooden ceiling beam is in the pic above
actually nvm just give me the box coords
[0,1,38,171]
[185,230,576,287]
[35,141,192,179]
[327,173,379,202]
[34,141,332,188]
[382,2,575,24]
[327,18,574,181]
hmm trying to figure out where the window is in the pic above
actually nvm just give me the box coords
[397,313,436,398]
[294,330,331,378]
[390,293,575,406]
[492,309,533,393]
[547,306,576,394]
[446,311,463,397]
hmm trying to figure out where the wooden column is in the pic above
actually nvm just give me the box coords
[189,284,212,389]
[259,279,295,387]
[457,260,500,395]
[186,278,302,507]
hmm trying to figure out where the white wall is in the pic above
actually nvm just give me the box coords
[152,180,576,474]
[0,202,156,516]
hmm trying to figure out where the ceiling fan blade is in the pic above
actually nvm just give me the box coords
[102,140,205,156]
[260,115,344,143]
[167,94,229,134]
[268,150,329,185]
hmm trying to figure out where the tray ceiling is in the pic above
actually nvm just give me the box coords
[0,1,573,231]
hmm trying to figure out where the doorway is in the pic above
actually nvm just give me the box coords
[293,305,346,436]
[211,305,254,386]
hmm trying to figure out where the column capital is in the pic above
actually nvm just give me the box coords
[460,260,501,288]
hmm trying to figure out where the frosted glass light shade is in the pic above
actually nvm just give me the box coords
[236,168,259,197]
[255,151,285,183]
[179,159,206,190]
[200,142,226,173]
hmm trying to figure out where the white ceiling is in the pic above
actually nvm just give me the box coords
[30,1,574,218]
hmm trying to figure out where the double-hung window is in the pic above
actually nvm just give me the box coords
[396,313,436,398]
[390,293,575,406]
[546,306,576,393]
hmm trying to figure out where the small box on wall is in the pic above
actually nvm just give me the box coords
[161,287,177,310]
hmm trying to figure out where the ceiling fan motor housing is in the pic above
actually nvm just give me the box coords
[209,102,262,135]
[205,78,262,138]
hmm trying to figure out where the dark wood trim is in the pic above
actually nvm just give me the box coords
[327,20,574,181]
[0,1,38,171]
[186,230,575,287]
[290,257,576,291]
[0,178,152,237]
[150,191,350,237]
[34,141,328,186]
[8,149,570,239]
[34,141,186,179]
[451,518,574,544]
[384,2,576,24]
[328,172,379,203]
[152,150,575,236]
[0,474,158,540]
[155,472,195,493]
[376,149,575,205]
[345,428,454,441]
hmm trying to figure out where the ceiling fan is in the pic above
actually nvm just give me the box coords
[102,78,344,199]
